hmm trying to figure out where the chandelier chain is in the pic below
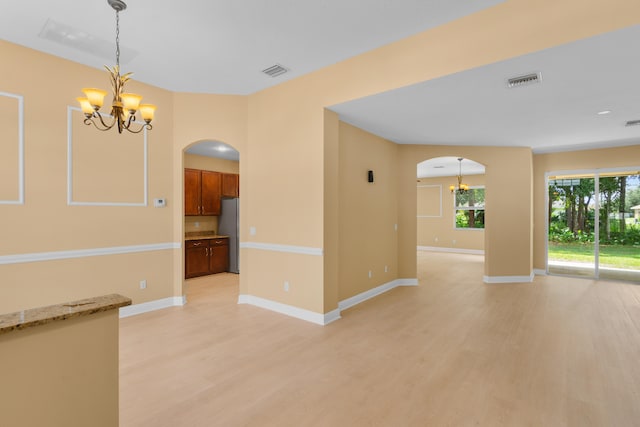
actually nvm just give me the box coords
[115,10,120,68]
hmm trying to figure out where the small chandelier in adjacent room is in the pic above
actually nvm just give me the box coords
[450,158,469,194]
[76,0,156,134]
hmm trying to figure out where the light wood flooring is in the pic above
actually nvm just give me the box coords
[120,252,640,426]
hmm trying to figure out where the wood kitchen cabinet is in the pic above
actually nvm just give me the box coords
[185,239,209,278]
[221,173,239,198]
[185,238,229,279]
[209,238,229,274]
[184,169,221,216]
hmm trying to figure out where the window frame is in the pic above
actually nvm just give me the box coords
[453,185,485,231]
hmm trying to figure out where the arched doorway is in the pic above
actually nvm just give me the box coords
[182,140,241,301]
[416,156,486,277]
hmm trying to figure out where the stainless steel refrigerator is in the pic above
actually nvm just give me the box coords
[218,197,239,273]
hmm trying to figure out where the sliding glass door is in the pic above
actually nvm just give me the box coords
[598,173,640,282]
[547,170,640,283]
[548,175,596,278]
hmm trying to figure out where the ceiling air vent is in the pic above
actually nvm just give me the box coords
[507,72,542,88]
[262,64,289,78]
[625,119,640,127]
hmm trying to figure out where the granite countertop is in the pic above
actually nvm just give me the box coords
[185,232,229,241]
[0,294,131,335]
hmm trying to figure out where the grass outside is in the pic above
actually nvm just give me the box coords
[549,242,640,270]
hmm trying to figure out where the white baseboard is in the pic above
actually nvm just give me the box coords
[338,278,418,311]
[237,294,336,325]
[396,278,419,286]
[238,277,419,325]
[323,309,342,325]
[533,269,547,276]
[483,272,535,283]
[119,295,186,318]
[418,246,484,255]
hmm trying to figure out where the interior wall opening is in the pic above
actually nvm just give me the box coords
[546,168,640,283]
[416,156,486,277]
[182,140,241,293]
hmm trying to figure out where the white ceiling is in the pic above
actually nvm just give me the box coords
[331,25,640,155]
[0,0,502,94]
[186,141,239,162]
[418,157,484,179]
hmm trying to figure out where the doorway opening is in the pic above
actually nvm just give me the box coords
[416,157,486,277]
[547,168,640,283]
[182,141,241,296]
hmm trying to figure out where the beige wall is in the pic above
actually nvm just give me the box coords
[398,146,533,279]
[2,0,639,317]
[417,175,485,251]
[0,311,120,427]
[242,0,637,310]
[338,122,398,301]
[533,145,640,270]
[0,40,175,313]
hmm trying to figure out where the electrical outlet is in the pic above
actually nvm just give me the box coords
[385,265,388,273]
[453,240,456,245]
[394,223,398,231]
[435,237,438,242]
[194,222,200,228]
[250,226,256,236]
[368,270,372,278]
[139,280,147,289]
[284,281,290,292]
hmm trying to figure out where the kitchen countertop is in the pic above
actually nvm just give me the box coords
[0,294,131,335]
[185,232,229,241]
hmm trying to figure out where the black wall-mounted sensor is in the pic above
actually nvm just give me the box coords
[367,170,374,183]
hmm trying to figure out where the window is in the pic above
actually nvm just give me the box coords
[455,187,485,229]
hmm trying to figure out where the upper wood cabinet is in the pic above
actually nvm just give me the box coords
[184,169,221,216]
[201,171,221,215]
[184,168,201,216]
[221,173,239,198]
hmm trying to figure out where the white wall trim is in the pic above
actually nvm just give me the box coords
[237,278,419,325]
[0,242,181,265]
[0,91,24,205]
[338,278,418,311]
[323,309,342,325]
[237,294,331,325]
[119,295,186,318]
[418,246,484,255]
[483,272,535,283]
[239,242,323,256]
[396,278,419,286]
[67,106,148,206]
[533,269,547,276]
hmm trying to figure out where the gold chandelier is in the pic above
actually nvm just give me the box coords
[76,0,156,134]
[450,157,469,194]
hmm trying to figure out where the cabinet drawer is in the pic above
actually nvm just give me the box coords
[210,238,228,247]
[186,239,209,249]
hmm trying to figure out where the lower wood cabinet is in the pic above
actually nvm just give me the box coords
[185,238,229,279]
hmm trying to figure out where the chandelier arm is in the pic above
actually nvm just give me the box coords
[84,116,115,131]
[125,113,136,129]
[94,111,117,130]
[122,123,147,134]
